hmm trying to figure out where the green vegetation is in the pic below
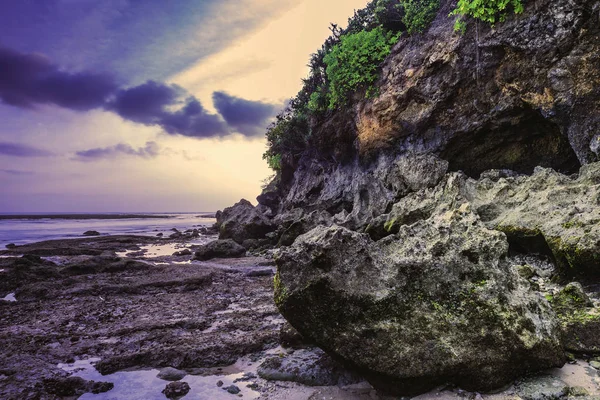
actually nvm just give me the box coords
[402,0,441,34]
[324,27,400,109]
[263,0,526,171]
[451,0,524,31]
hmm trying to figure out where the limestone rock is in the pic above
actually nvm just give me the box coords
[216,199,276,244]
[257,348,359,387]
[275,214,565,395]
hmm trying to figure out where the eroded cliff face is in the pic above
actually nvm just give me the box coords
[259,0,600,230]
[215,0,600,395]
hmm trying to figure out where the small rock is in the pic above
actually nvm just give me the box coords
[5,243,16,249]
[156,233,164,237]
[223,385,241,394]
[172,249,192,257]
[83,231,101,236]
[162,381,190,399]
[216,380,224,387]
[245,269,274,277]
[516,375,569,400]
[516,264,536,279]
[157,367,187,381]
[590,360,600,369]
[569,386,590,397]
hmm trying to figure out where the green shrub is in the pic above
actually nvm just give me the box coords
[263,112,309,171]
[402,0,440,34]
[451,0,524,30]
[265,154,282,171]
[324,26,400,109]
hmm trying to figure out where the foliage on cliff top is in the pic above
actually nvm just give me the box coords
[451,0,524,31]
[263,0,441,171]
[263,0,526,171]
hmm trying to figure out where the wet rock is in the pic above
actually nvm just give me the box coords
[245,268,274,277]
[233,372,256,383]
[257,348,360,386]
[515,375,569,400]
[83,230,101,236]
[547,282,600,353]
[162,381,190,399]
[157,367,187,381]
[275,207,565,395]
[172,249,192,257]
[44,376,113,396]
[216,199,276,244]
[194,239,246,261]
[216,380,224,387]
[590,361,600,370]
[156,233,163,237]
[5,243,16,249]
[223,384,240,394]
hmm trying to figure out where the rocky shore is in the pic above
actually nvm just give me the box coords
[208,0,600,397]
[1,226,600,400]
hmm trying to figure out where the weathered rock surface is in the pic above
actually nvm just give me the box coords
[258,0,600,229]
[211,0,600,396]
[275,213,565,394]
[162,381,190,399]
[194,239,246,261]
[157,367,187,381]
[257,348,360,387]
[216,199,276,244]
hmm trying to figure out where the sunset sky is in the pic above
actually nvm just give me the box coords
[0,0,368,212]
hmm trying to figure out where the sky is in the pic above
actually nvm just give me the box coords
[0,0,369,213]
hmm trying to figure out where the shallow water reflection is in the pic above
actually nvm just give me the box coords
[58,359,260,400]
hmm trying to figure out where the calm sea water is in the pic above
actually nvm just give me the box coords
[0,213,217,248]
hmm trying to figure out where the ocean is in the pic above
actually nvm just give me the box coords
[0,213,217,248]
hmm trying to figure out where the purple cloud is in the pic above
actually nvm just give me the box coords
[0,46,280,139]
[108,82,229,137]
[212,91,278,136]
[0,142,53,157]
[75,141,160,161]
[0,46,117,110]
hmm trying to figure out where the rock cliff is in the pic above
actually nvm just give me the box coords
[216,0,600,395]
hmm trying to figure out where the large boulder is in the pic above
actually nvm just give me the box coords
[216,199,276,244]
[275,207,565,395]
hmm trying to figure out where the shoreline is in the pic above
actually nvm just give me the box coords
[1,233,599,399]
[0,214,175,220]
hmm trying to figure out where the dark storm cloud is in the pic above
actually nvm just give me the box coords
[108,81,229,137]
[75,141,160,161]
[212,91,278,136]
[0,142,53,157]
[0,47,117,110]
[0,46,280,139]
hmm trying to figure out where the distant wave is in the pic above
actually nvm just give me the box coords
[0,214,173,220]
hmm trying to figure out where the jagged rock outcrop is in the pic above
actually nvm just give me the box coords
[216,199,275,244]
[216,0,600,395]
[274,187,566,395]
[258,0,600,228]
